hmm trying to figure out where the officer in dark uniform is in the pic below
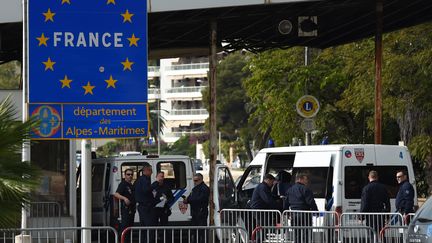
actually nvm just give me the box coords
[272,171,292,211]
[183,173,209,242]
[360,170,390,233]
[250,174,279,210]
[285,173,318,243]
[152,171,174,226]
[114,169,135,236]
[395,170,414,223]
[134,162,159,242]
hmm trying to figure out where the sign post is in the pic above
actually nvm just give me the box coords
[26,0,148,235]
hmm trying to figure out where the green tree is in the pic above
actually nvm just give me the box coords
[163,135,196,158]
[0,97,40,228]
[0,61,21,89]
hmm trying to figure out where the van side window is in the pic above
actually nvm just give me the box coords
[292,167,334,198]
[217,167,235,208]
[121,165,144,184]
[157,161,187,190]
[344,166,408,199]
[266,153,295,176]
[242,166,262,191]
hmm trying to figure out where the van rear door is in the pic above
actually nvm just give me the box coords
[292,152,333,211]
[92,163,110,226]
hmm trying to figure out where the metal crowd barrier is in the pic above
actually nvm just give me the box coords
[340,212,404,228]
[281,210,338,227]
[251,225,378,243]
[380,225,408,243]
[120,226,248,243]
[28,201,62,228]
[220,209,282,237]
[404,213,415,225]
[0,226,118,243]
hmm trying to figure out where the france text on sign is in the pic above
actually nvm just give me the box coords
[29,104,149,139]
[28,0,147,103]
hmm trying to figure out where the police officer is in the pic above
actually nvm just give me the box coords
[285,173,318,243]
[360,170,390,233]
[250,174,279,210]
[395,170,414,221]
[134,162,159,242]
[114,169,135,235]
[152,171,174,226]
[272,171,292,211]
[183,173,209,242]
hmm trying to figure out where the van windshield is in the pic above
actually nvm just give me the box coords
[292,167,333,199]
[344,166,408,199]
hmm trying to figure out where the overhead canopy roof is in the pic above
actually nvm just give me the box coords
[1,0,432,61]
[149,0,432,58]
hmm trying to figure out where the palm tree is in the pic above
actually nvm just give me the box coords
[0,96,40,228]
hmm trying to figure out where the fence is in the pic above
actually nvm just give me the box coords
[27,201,62,228]
[251,225,378,243]
[220,209,282,237]
[120,226,248,243]
[0,226,118,243]
[379,225,408,243]
[281,210,338,228]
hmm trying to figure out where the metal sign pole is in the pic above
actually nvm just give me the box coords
[81,139,92,242]
[21,0,29,229]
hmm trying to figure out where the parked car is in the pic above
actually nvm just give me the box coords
[407,196,432,242]
[193,158,203,171]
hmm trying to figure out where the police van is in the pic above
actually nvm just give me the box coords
[213,144,418,222]
[88,154,195,228]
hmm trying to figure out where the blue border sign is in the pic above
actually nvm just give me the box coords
[28,0,148,139]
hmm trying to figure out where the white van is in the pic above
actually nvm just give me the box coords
[213,144,418,220]
[86,154,195,228]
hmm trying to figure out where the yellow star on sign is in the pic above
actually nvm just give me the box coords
[107,0,115,4]
[43,8,56,22]
[43,57,56,71]
[60,75,72,88]
[121,9,134,23]
[105,75,118,88]
[127,34,140,47]
[121,58,134,71]
[61,0,71,4]
[82,81,95,95]
[37,33,49,46]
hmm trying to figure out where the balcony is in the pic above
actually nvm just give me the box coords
[170,109,208,116]
[167,86,206,93]
[148,88,160,101]
[164,63,209,77]
[164,131,206,138]
[148,66,160,77]
[165,86,206,100]
[165,63,209,71]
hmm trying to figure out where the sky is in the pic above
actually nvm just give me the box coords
[0,0,21,23]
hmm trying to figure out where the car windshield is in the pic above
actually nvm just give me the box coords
[415,197,432,221]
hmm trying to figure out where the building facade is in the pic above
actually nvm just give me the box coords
[148,57,209,144]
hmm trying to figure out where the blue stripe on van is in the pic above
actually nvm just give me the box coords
[168,189,187,208]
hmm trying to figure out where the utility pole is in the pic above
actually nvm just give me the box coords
[208,20,217,226]
[375,0,383,144]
